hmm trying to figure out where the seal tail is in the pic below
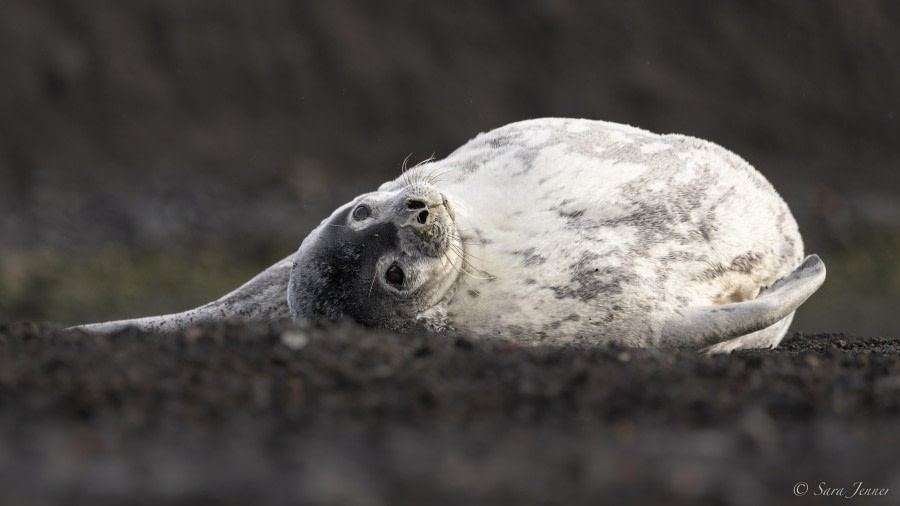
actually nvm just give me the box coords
[71,255,294,334]
[662,254,826,350]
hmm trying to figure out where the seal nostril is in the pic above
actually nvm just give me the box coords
[407,200,426,210]
[417,210,429,224]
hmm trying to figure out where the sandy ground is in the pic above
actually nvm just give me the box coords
[1,321,898,505]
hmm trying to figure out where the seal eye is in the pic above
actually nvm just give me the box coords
[385,264,405,287]
[352,204,370,221]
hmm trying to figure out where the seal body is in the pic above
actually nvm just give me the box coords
[81,118,825,352]
[357,118,814,350]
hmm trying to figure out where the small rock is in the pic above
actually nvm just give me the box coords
[281,330,309,350]
[184,326,205,342]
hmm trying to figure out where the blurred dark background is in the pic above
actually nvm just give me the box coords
[0,0,897,335]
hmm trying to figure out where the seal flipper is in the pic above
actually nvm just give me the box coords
[73,255,294,334]
[662,255,826,350]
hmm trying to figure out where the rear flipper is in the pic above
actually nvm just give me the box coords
[663,254,826,352]
[76,305,233,335]
[72,255,294,334]
[702,311,795,354]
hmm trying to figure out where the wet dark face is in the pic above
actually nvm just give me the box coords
[287,187,462,330]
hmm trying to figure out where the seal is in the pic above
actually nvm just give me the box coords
[77,118,826,352]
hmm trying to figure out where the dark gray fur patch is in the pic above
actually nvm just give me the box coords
[560,163,717,251]
[555,160,725,306]
[454,127,545,176]
[468,227,493,245]
[551,199,587,223]
[549,252,633,302]
[489,135,515,149]
[661,251,696,263]
[698,251,764,281]
[509,145,545,177]
[557,208,585,220]
[512,247,547,266]
[696,188,733,243]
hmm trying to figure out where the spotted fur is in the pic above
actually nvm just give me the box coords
[377,118,822,349]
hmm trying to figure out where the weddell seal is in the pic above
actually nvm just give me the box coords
[77,118,826,352]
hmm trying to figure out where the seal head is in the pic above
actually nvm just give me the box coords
[287,182,462,331]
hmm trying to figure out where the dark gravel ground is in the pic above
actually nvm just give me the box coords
[1,322,899,505]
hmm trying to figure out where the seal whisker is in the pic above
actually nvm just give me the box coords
[443,237,488,271]
[445,231,485,248]
[442,248,480,295]
[445,236,481,247]
[420,168,446,186]
[400,152,418,188]
[410,156,422,186]
[450,246,497,281]
[366,270,378,299]
[441,247,471,281]
[422,166,455,185]
[446,241,488,268]
[411,154,436,169]
[440,249,459,277]
[446,233,487,253]
[402,155,436,188]
[411,154,435,181]
[445,242,496,280]
[450,252,493,284]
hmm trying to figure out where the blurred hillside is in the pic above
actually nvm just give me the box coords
[0,0,898,335]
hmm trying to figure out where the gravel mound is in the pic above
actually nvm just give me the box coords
[1,321,898,505]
